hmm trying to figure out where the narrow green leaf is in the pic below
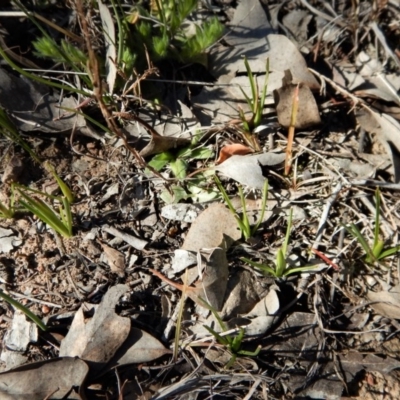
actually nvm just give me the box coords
[251,179,268,235]
[283,265,321,276]
[342,223,375,262]
[275,249,286,277]
[378,245,400,260]
[0,290,46,331]
[282,208,293,256]
[203,325,229,346]
[374,187,381,249]
[231,327,244,353]
[241,257,277,277]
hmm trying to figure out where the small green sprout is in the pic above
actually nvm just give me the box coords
[238,57,269,150]
[342,188,400,267]
[148,136,214,180]
[0,290,46,331]
[200,298,260,369]
[12,165,74,238]
[239,57,269,130]
[0,191,15,219]
[214,176,268,241]
[242,209,319,278]
[0,107,41,164]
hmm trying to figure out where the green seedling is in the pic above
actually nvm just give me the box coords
[214,176,268,241]
[199,297,260,369]
[242,209,319,277]
[11,166,74,238]
[148,135,215,203]
[0,107,41,164]
[0,194,15,219]
[342,188,400,267]
[238,57,269,150]
[0,290,46,331]
[149,144,214,180]
[14,184,73,238]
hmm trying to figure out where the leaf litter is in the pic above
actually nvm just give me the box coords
[1,1,400,399]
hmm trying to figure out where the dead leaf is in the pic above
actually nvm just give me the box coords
[215,152,285,189]
[282,9,313,46]
[139,130,191,158]
[150,247,229,310]
[356,107,400,181]
[273,70,321,129]
[340,351,400,374]
[182,203,241,251]
[127,102,199,157]
[171,249,198,273]
[100,243,126,277]
[59,285,130,366]
[221,268,267,319]
[224,0,274,49]
[216,143,253,164]
[368,286,400,319]
[228,288,280,335]
[98,0,117,94]
[0,68,92,136]
[0,357,88,400]
[106,327,172,368]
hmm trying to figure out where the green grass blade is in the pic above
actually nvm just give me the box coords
[251,179,268,235]
[282,208,293,256]
[18,190,71,237]
[374,187,381,249]
[378,245,400,260]
[0,290,46,331]
[239,86,253,109]
[0,108,41,163]
[243,56,257,110]
[342,223,375,262]
[284,265,321,276]
[275,249,286,277]
[239,186,251,239]
[241,257,277,277]
[0,201,14,219]
[44,162,74,203]
[214,176,237,216]
[203,325,229,346]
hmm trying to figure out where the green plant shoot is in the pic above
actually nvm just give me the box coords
[199,297,260,369]
[242,208,320,278]
[12,166,74,238]
[0,290,46,331]
[342,187,400,267]
[214,176,268,241]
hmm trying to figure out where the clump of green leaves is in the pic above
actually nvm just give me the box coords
[200,298,260,369]
[238,57,269,150]
[214,176,268,241]
[242,209,319,278]
[0,163,74,238]
[119,0,224,76]
[342,188,400,267]
[148,134,216,203]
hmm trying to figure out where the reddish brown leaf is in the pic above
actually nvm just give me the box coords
[216,143,253,164]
